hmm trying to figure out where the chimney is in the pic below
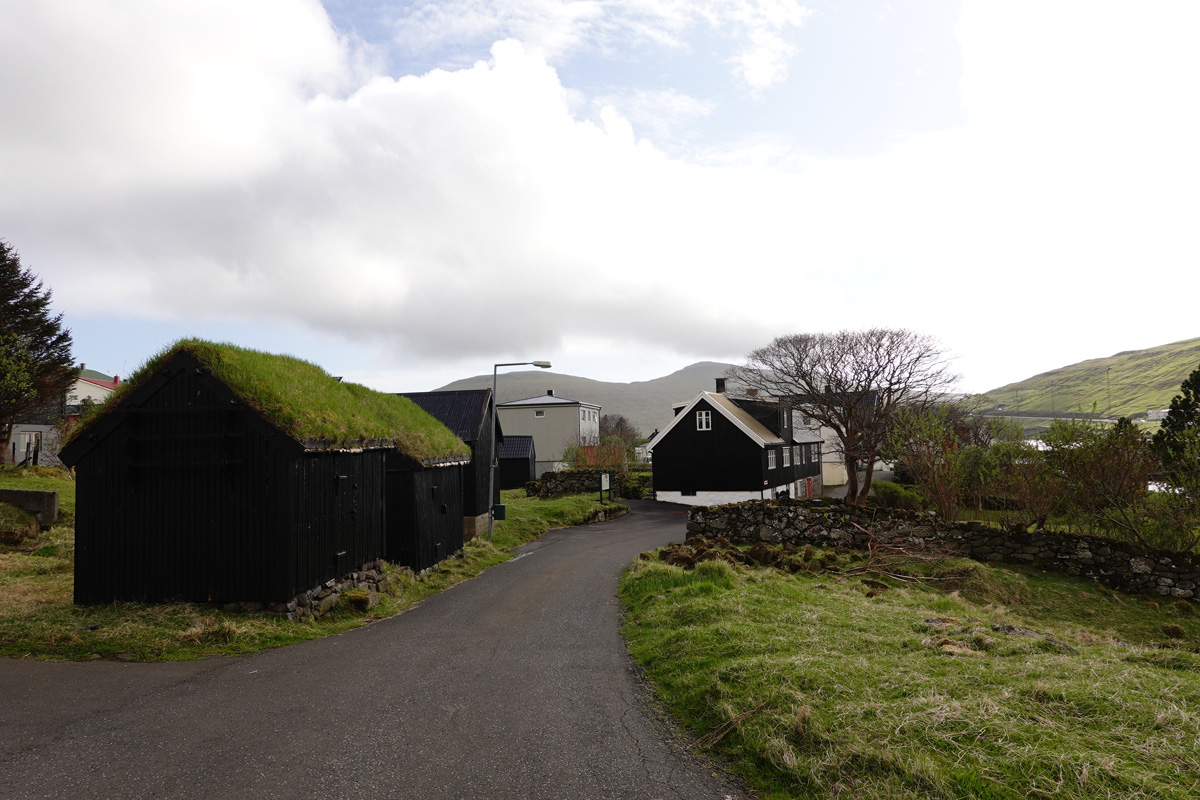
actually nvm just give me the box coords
[546,389,555,396]
[113,375,120,384]
[715,378,726,394]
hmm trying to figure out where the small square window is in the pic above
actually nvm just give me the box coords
[697,410,711,431]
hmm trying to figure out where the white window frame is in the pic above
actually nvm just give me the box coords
[783,447,791,467]
[696,410,711,431]
[767,449,777,470]
[534,410,545,418]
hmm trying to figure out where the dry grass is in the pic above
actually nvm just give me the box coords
[1,488,619,661]
[621,544,1200,800]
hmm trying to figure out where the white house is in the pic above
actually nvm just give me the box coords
[496,390,601,476]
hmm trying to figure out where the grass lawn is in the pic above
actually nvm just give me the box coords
[0,472,624,661]
[621,543,1200,800]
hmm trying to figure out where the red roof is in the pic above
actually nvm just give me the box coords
[79,376,120,391]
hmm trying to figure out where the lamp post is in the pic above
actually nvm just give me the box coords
[489,360,551,538]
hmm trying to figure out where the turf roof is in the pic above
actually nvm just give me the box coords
[65,339,469,463]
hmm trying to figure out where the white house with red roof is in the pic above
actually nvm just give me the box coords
[7,368,121,465]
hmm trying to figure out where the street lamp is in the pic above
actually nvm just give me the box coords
[489,360,551,538]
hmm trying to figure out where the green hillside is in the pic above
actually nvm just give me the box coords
[979,336,1200,419]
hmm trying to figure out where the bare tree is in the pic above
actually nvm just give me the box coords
[727,329,957,504]
[599,413,640,444]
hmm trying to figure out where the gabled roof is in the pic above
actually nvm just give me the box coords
[61,339,470,464]
[397,390,491,443]
[792,428,824,445]
[78,376,119,392]
[647,391,784,451]
[79,367,118,382]
[499,393,599,408]
[498,434,535,459]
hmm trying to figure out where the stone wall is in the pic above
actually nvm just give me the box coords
[687,499,1199,601]
[536,469,627,498]
[224,559,411,621]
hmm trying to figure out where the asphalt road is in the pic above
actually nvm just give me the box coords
[0,500,748,800]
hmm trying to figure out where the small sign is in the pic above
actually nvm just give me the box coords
[600,472,612,504]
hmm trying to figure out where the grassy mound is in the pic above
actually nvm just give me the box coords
[0,502,38,544]
[621,540,1200,800]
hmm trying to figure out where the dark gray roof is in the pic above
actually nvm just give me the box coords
[397,390,491,443]
[498,435,535,459]
[499,393,598,408]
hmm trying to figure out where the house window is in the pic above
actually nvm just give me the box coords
[696,410,711,431]
[767,449,777,469]
[783,447,791,467]
[535,410,545,418]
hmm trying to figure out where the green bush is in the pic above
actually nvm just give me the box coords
[872,480,924,511]
[622,471,653,500]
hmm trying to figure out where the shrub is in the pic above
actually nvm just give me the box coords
[623,471,653,500]
[872,480,924,511]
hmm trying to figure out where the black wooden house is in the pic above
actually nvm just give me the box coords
[396,390,497,541]
[497,434,536,489]
[59,341,471,605]
[648,390,823,506]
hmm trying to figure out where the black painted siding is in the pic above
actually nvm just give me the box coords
[652,398,766,493]
[651,398,823,496]
[470,410,496,516]
[385,456,464,572]
[67,353,459,605]
[72,361,291,604]
[288,450,386,599]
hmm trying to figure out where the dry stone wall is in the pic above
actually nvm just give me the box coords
[223,559,408,621]
[536,469,627,498]
[687,499,1199,601]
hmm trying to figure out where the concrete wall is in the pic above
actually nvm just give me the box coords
[0,489,58,527]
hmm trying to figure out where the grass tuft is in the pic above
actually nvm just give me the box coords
[621,541,1200,800]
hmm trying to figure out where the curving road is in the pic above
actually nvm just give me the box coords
[1,500,748,800]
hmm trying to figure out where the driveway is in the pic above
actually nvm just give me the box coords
[0,500,747,800]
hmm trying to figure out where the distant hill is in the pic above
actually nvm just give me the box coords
[979,336,1200,419]
[436,361,737,438]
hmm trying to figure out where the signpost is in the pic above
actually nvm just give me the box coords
[600,472,611,504]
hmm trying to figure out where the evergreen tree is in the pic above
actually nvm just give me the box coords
[1152,362,1200,482]
[1,240,78,458]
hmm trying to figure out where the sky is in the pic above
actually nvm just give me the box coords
[2,0,1198,395]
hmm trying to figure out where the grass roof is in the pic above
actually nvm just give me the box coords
[66,339,469,463]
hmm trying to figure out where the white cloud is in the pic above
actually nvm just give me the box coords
[592,89,714,148]
[390,0,810,89]
[0,0,360,200]
[3,0,1198,395]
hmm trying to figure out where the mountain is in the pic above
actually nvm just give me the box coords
[979,336,1200,419]
[435,361,737,438]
